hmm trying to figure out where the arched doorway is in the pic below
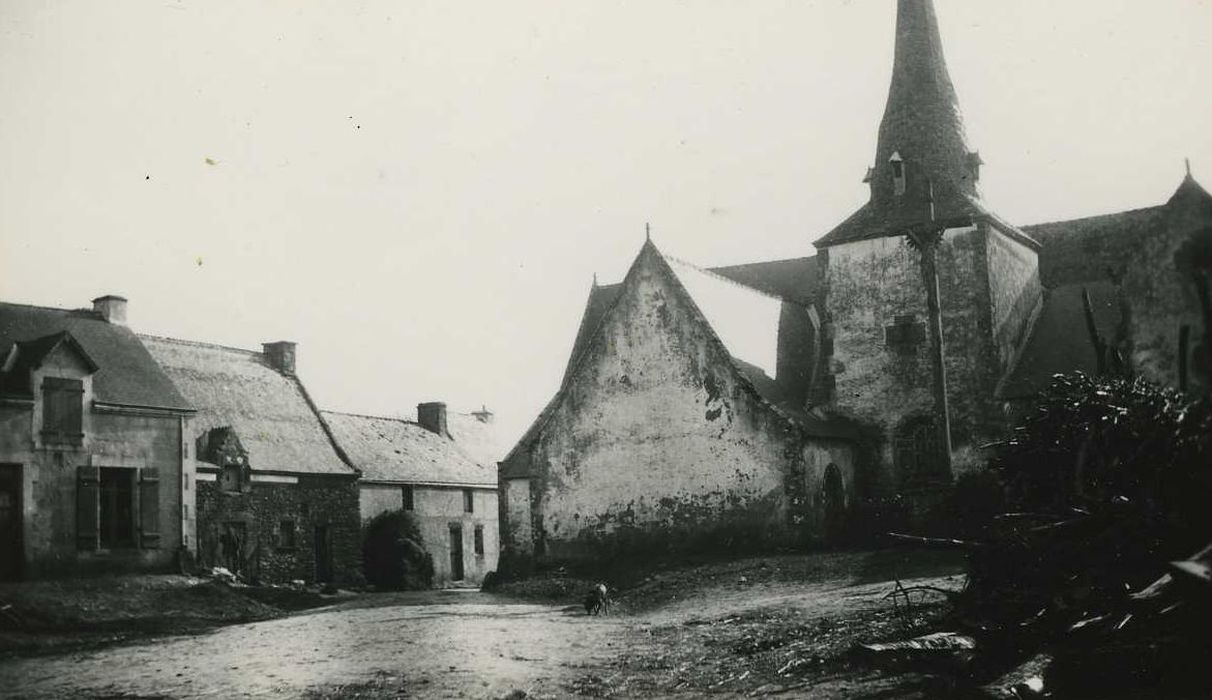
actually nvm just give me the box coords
[822,464,845,543]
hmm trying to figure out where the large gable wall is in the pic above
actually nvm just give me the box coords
[1125,190,1212,391]
[520,247,844,560]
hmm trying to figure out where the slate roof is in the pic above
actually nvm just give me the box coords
[996,281,1122,400]
[664,254,784,378]
[322,411,496,487]
[0,301,190,409]
[816,0,986,249]
[1023,206,1169,288]
[141,335,354,476]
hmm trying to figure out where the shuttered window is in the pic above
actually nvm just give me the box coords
[76,466,99,551]
[99,468,136,549]
[139,468,160,549]
[42,377,84,445]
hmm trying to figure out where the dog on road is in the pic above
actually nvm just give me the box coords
[583,583,610,616]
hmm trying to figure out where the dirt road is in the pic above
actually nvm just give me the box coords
[0,551,964,698]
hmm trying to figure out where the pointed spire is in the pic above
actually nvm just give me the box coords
[646,222,651,241]
[870,0,977,208]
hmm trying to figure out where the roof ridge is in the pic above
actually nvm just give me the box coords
[662,252,798,304]
[709,255,817,270]
[321,409,418,425]
[0,300,100,317]
[137,333,262,356]
[1022,204,1167,232]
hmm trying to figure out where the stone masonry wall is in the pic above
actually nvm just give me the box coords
[196,474,360,585]
[822,226,1004,492]
[1124,192,1212,392]
[0,398,185,579]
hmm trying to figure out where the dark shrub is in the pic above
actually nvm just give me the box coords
[361,510,434,590]
[946,469,1006,539]
[990,373,1211,556]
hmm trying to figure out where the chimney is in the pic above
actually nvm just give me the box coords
[471,405,494,424]
[417,401,448,436]
[92,295,128,326]
[262,341,297,376]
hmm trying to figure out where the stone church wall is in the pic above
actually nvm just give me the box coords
[822,225,1001,491]
[516,248,854,562]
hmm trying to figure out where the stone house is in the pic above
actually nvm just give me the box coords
[323,402,500,586]
[0,296,195,580]
[501,243,859,563]
[505,0,1212,552]
[142,336,361,585]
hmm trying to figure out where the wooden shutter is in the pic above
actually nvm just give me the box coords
[139,468,161,549]
[76,466,99,550]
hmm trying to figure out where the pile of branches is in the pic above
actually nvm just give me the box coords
[882,374,1212,697]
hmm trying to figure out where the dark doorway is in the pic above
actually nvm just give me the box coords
[0,465,23,581]
[219,521,246,575]
[822,464,845,543]
[448,523,464,581]
[314,525,333,583]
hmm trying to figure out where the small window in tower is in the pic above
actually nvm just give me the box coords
[890,152,906,196]
[463,489,474,513]
[473,525,484,557]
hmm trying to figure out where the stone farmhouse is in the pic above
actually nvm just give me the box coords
[141,336,362,585]
[0,296,194,580]
[501,0,1212,564]
[323,402,500,586]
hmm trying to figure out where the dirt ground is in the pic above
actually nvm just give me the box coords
[0,549,966,699]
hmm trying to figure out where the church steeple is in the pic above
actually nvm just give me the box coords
[870,0,979,209]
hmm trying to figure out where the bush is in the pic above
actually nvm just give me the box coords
[990,372,1212,557]
[361,510,434,590]
[946,470,1006,539]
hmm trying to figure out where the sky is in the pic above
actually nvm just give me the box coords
[2,0,1211,454]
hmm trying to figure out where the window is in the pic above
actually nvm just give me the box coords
[890,152,906,196]
[894,416,945,484]
[99,468,136,549]
[220,464,242,493]
[401,484,414,511]
[277,520,296,550]
[463,489,474,514]
[41,377,84,445]
[473,525,484,557]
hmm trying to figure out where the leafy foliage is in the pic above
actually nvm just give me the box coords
[989,372,1211,554]
[361,510,434,590]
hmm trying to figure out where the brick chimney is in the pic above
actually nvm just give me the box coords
[262,341,297,376]
[417,401,448,436]
[92,295,128,326]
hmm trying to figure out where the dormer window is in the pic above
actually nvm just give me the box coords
[890,152,906,196]
[42,377,84,446]
[966,151,984,183]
